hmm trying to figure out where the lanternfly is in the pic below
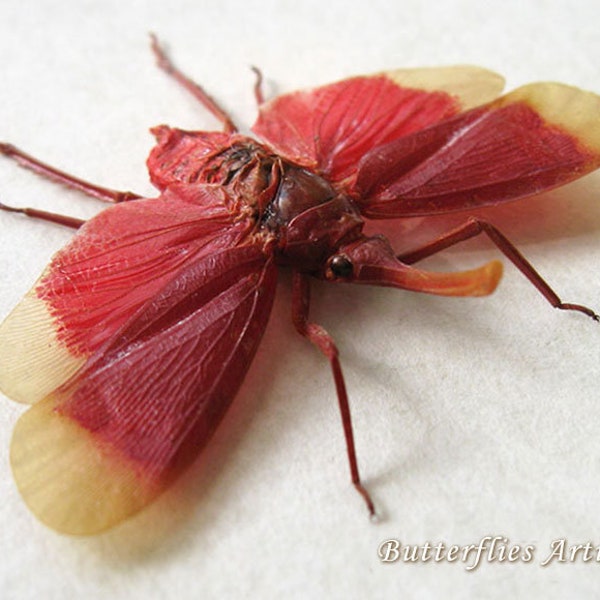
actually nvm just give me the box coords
[1,37,599,534]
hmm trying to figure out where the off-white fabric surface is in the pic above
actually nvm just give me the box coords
[1,1,599,598]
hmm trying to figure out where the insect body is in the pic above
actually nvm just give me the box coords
[1,37,599,534]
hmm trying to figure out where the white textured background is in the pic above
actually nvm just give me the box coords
[1,1,600,598]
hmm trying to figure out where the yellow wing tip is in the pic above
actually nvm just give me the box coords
[0,290,84,405]
[10,395,158,535]
[383,65,506,109]
[501,82,600,155]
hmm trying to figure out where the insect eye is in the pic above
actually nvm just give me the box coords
[329,255,354,279]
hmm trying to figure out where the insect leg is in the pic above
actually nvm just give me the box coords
[0,143,141,203]
[292,270,376,517]
[251,66,265,105]
[150,34,238,134]
[0,201,84,229]
[398,217,599,320]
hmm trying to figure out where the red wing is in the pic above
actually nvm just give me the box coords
[354,83,600,218]
[9,241,277,534]
[147,126,232,190]
[252,67,503,182]
[251,66,504,186]
[0,184,254,404]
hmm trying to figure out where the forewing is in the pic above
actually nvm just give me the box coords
[355,83,600,218]
[10,242,277,534]
[251,66,504,185]
[0,184,254,404]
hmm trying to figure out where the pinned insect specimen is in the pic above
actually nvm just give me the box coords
[1,36,599,534]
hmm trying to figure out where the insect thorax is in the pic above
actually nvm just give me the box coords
[199,139,365,271]
[263,163,364,271]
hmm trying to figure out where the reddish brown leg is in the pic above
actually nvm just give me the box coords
[150,34,238,134]
[251,66,265,105]
[292,270,376,517]
[0,201,84,229]
[0,143,141,203]
[398,217,599,321]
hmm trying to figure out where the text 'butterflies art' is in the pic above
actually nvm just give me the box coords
[1,36,599,535]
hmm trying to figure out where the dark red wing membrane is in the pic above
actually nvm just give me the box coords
[355,83,600,218]
[10,242,277,534]
[252,67,504,185]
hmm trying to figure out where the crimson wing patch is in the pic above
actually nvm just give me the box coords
[252,66,505,185]
[354,84,600,217]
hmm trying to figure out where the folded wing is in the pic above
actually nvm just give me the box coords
[354,83,600,218]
